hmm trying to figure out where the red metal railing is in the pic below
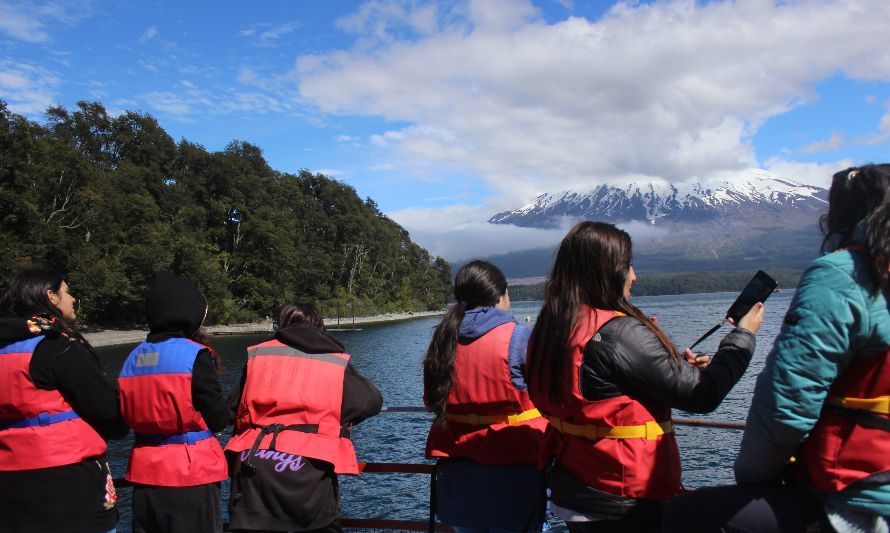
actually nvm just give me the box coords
[113,407,745,531]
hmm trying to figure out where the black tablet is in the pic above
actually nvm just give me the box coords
[726,270,777,323]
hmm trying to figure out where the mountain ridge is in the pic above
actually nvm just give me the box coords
[483,169,827,277]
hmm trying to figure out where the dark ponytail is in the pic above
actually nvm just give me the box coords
[821,164,890,294]
[423,260,507,425]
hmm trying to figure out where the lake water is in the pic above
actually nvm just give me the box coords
[97,290,794,530]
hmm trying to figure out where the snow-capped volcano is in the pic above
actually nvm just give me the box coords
[489,169,828,228]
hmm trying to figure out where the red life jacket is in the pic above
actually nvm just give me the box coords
[803,347,890,492]
[225,339,358,474]
[425,322,547,465]
[528,307,681,499]
[118,338,227,486]
[0,335,107,471]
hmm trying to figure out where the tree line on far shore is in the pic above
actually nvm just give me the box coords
[508,269,804,300]
[0,101,451,325]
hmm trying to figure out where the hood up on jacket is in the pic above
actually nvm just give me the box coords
[275,323,346,354]
[146,271,207,340]
[458,307,515,342]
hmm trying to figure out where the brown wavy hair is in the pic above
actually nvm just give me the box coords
[527,221,680,405]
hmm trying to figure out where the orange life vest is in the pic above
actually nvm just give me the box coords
[225,339,358,474]
[426,322,547,465]
[118,338,227,486]
[0,335,107,471]
[803,346,890,492]
[528,307,681,499]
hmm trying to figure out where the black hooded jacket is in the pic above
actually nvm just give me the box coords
[142,271,230,432]
[0,315,126,533]
[226,323,383,531]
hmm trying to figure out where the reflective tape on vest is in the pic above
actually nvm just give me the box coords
[135,429,214,446]
[445,408,542,426]
[0,410,80,430]
[548,416,674,441]
[247,346,348,367]
[827,395,890,415]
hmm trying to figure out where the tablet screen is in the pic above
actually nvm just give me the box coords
[726,270,777,324]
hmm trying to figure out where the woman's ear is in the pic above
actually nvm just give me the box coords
[46,289,59,306]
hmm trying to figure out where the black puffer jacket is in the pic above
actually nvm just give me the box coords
[582,317,755,412]
[551,316,756,520]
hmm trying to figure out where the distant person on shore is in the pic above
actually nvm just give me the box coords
[526,221,763,532]
[424,260,549,531]
[225,303,383,532]
[0,266,128,533]
[117,271,230,533]
[662,164,890,533]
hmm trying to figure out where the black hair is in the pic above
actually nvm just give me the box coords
[278,303,325,330]
[0,265,67,320]
[0,265,94,352]
[423,260,507,425]
[528,221,679,406]
[821,163,890,294]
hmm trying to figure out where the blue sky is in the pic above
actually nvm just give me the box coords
[2,0,890,259]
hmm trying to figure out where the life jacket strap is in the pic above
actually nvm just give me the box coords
[0,410,79,430]
[240,422,351,477]
[445,407,542,426]
[135,429,214,446]
[827,395,890,415]
[548,416,673,441]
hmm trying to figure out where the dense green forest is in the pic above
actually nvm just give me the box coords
[0,101,451,325]
[508,269,804,300]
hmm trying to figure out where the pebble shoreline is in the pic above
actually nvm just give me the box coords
[83,310,445,348]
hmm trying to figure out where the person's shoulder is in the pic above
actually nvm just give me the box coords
[599,314,648,336]
[800,251,870,297]
[33,333,84,356]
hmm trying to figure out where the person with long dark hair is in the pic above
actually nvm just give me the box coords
[663,164,890,532]
[117,270,230,532]
[0,266,128,533]
[225,303,382,532]
[424,260,548,531]
[526,221,764,532]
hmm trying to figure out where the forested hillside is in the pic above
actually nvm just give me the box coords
[0,101,451,325]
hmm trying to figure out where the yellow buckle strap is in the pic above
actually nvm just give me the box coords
[547,417,673,441]
[827,395,890,415]
[445,408,542,426]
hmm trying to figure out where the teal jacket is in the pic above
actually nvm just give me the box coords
[735,225,890,516]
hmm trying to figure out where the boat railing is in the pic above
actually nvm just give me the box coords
[112,406,745,532]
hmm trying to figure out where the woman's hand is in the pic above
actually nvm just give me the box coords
[733,302,765,334]
[684,348,711,369]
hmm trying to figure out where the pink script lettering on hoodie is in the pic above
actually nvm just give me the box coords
[239,449,306,473]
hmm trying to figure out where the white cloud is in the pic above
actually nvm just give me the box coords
[0,58,60,114]
[860,99,890,145]
[389,203,667,261]
[239,21,300,47]
[762,157,855,188]
[295,0,890,209]
[139,25,158,42]
[389,203,571,260]
[0,1,92,43]
[799,133,844,154]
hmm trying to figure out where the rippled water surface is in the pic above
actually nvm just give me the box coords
[98,291,794,530]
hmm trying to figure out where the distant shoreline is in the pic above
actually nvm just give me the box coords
[84,310,445,348]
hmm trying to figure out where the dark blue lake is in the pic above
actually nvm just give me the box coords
[97,290,794,531]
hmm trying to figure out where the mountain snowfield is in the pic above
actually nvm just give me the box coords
[490,169,828,227]
[483,169,829,276]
